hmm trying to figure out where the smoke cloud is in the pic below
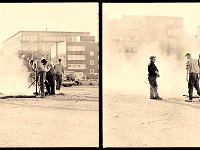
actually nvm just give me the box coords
[103,39,198,99]
[0,49,34,95]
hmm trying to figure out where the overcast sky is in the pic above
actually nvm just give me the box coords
[0,3,98,49]
[103,3,200,37]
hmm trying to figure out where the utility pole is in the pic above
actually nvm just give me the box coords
[55,41,64,61]
[56,42,58,61]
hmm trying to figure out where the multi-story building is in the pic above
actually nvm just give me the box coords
[2,31,98,79]
[104,15,184,59]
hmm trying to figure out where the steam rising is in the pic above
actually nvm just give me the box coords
[0,50,33,95]
[103,41,198,98]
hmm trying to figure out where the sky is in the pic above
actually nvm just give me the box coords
[103,3,200,37]
[0,3,99,49]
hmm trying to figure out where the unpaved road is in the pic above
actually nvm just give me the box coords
[103,93,200,147]
[0,86,98,147]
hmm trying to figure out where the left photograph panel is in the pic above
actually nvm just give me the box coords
[0,3,99,147]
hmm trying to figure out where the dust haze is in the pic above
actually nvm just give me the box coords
[103,30,198,98]
[0,49,32,95]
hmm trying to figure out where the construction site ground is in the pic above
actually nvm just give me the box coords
[0,85,99,147]
[103,93,200,147]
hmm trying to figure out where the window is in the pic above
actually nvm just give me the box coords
[39,36,44,41]
[68,64,86,69]
[53,36,56,41]
[24,45,29,51]
[90,69,94,74]
[68,55,85,60]
[34,46,37,51]
[56,37,60,41]
[25,36,29,41]
[44,36,47,41]
[42,45,46,51]
[46,45,49,50]
[72,37,76,41]
[68,46,85,51]
[90,51,94,56]
[30,36,33,41]
[33,36,36,41]
[90,60,94,65]
[66,36,72,41]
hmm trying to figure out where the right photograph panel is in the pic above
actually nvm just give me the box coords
[103,3,200,147]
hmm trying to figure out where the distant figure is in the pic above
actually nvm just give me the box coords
[185,53,200,102]
[54,59,64,91]
[74,76,79,85]
[148,56,162,100]
[45,62,55,95]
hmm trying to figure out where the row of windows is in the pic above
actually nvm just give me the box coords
[168,28,182,36]
[67,64,95,74]
[68,55,85,60]
[22,45,50,51]
[67,46,85,51]
[68,64,86,69]
[22,35,78,42]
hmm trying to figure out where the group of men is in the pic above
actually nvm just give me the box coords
[29,58,64,98]
[148,53,200,101]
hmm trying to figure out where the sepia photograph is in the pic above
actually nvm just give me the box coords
[103,3,200,147]
[0,3,99,147]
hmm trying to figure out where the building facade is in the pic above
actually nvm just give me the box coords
[104,15,184,59]
[3,31,99,79]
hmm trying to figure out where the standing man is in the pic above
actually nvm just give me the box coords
[36,59,47,98]
[45,61,55,95]
[185,53,200,102]
[54,58,64,91]
[148,56,162,100]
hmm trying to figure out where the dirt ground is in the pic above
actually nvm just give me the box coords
[0,85,98,147]
[103,93,200,147]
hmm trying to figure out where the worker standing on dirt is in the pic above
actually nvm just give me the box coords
[45,61,55,95]
[54,58,64,91]
[36,59,47,98]
[148,56,162,100]
[185,53,200,102]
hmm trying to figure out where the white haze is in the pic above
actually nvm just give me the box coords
[103,41,199,99]
[0,50,34,95]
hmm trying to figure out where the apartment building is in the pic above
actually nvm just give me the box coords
[2,31,98,79]
[104,15,184,58]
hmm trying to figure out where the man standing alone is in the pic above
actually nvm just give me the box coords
[148,56,162,100]
[54,58,64,91]
[185,53,200,102]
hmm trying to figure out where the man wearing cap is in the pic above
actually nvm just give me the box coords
[185,53,200,102]
[148,56,162,100]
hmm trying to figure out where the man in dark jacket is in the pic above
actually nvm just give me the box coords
[45,62,55,95]
[148,56,162,100]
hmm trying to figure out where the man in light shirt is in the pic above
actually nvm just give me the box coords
[36,59,47,98]
[54,58,64,91]
[185,53,200,102]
